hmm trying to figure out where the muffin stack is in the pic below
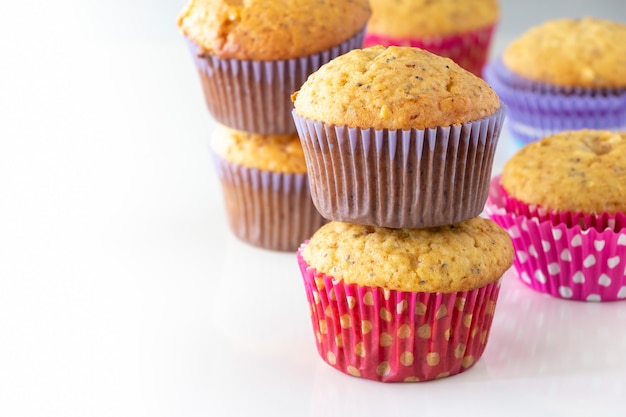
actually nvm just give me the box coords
[291,46,514,382]
[177,0,371,251]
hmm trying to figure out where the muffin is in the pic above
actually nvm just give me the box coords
[485,130,626,301]
[210,124,327,251]
[363,0,499,76]
[297,218,514,382]
[484,18,626,145]
[178,0,371,134]
[292,45,505,229]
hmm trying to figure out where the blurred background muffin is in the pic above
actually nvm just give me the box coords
[292,46,505,229]
[485,18,626,145]
[485,129,626,301]
[297,218,514,382]
[178,0,371,134]
[363,0,500,76]
[210,124,327,251]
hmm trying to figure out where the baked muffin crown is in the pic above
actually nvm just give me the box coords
[302,219,514,293]
[503,18,626,88]
[367,0,499,38]
[178,0,371,60]
[502,130,626,214]
[211,124,307,174]
[292,46,500,130]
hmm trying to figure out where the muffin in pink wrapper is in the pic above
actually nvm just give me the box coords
[297,219,514,382]
[177,0,371,134]
[210,124,326,252]
[484,18,626,145]
[363,0,499,76]
[292,46,505,229]
[485,130,626,301]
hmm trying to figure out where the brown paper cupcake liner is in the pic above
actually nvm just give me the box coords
[292,106,506,228]
[212,153,327,251]
[187,29,365,135]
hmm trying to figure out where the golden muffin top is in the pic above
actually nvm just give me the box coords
[211,124,307,173]
[502,130,626,214]
[302,218,513,293]
[292,46,500,130]
[367,0,499,38]
[503,18,626,88]
[177,0,371,60]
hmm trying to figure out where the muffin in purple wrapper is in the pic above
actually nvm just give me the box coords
[177,0,371,135]
[292,46,505,229]
[210,124,327,252]
[484,18,626,145]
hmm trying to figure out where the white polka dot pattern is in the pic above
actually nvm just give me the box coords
[297,245,502,383]
[485,175,626,302]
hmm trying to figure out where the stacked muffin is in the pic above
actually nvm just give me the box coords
[292,46,514,382]
[177,0,371,251]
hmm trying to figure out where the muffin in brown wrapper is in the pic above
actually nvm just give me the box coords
[292,107,505,228]
[214,154,326,251]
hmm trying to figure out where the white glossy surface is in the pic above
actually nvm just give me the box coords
[1,1,625,416]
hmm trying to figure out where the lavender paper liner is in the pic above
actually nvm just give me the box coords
[484,58,626,144]
[212,153,327,252]
[187,29,365,135]
[485,175,626,301]
[297,243,503,382]
[292,106,505,228]
[363,24,496,77]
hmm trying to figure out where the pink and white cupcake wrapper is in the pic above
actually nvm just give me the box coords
[292,106,505,228]
[485,175,626,301]
[363,24,496,77]
[212,153,326,252]
[297,244,503,382]
[187,29,365,135]
[484,59,626,144]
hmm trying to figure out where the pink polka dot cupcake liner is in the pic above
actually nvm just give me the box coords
[363,24,496,77]
[186,29,365,135]
[212,153,327,252]
[485,175,626,302]
[292,106,505,229]
[297,244,503,382]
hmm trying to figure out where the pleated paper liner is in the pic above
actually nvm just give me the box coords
[485,175,626,301]
[292,106,505,229]
[363,24,496,77]
[297,244,503,382]
[186,29,365,135]
[213,154,327,252]
[484,58,626,145]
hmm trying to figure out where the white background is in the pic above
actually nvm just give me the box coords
[1,1,625,416]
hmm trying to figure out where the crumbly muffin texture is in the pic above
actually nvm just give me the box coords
[367,0,499,38]
[292,46,500,130]
[211,124,307,173]
[302,219,513,293]
[503,18,626,88]
[177,0,371,60]
[502,130,626,214]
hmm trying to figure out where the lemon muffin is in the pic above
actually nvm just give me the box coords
[484,18,626,144]
[178,0,371,134]
[364,0,499,76]
[485,130,626,301]
[292,45,505,229]
[211,124,327,251]
[297,218,514,382]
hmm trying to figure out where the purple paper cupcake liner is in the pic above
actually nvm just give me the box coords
[484,58,626,144]
[292,106,505,229]
[485,176,626,302]
[211,152,327,252]
[187,29,365,135]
